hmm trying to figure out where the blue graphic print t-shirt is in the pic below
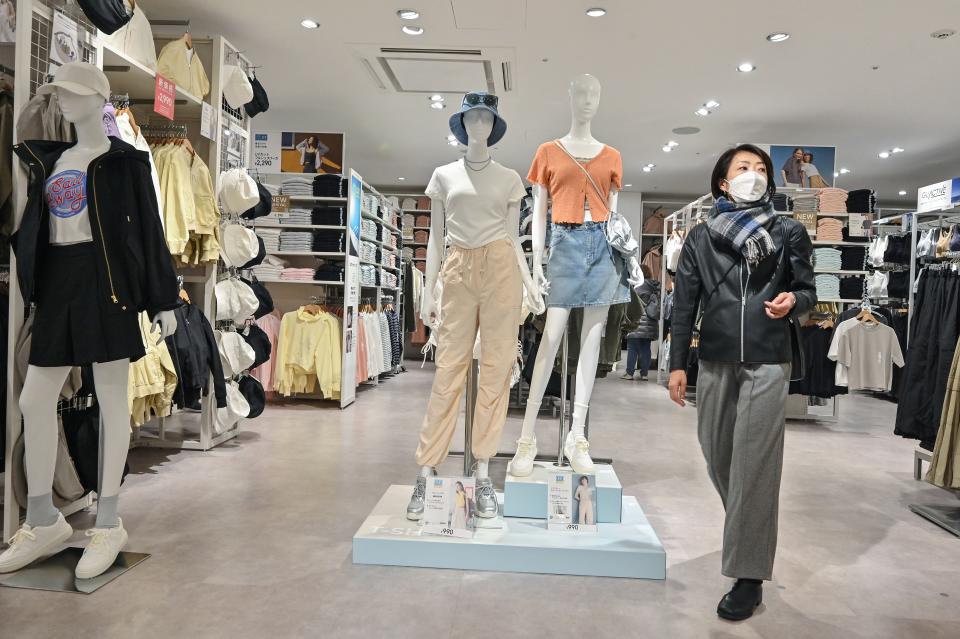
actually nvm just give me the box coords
[45,160,93,245]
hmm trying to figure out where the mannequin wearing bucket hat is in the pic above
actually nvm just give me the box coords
[509,74,639,477]
[408,92,540,522]
[2,63,179,580]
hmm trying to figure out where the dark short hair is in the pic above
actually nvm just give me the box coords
[804,152,814,161]
[710,144,777,199]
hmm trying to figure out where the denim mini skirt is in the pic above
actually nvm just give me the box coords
[546,221,631,308]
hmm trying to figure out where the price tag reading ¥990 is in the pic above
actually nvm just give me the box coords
[547,472,598,534]
[421,477,476,539]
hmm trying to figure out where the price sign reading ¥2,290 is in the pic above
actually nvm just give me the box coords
[154,74,176,120]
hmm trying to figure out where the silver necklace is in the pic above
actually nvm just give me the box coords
[464,156,492,171]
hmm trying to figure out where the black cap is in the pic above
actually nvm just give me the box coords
[243,324,272,370]
[238,376,265,418]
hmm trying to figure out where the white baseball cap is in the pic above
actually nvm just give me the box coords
[218,168,260,215]
[220,223,260,268]
[215,278,260,324]
[215,381,250,433]
[36,62,110,101]
[222,64,254,109]
[216,330,256,378]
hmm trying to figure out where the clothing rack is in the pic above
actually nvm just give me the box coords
[140,123,189,139]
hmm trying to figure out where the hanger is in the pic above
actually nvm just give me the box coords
[856,306,879,325]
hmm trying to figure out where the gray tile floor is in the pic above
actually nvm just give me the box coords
[2,364,960,638]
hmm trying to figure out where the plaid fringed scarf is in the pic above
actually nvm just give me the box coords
[707,196,776,266]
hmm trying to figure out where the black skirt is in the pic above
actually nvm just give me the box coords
[29,243,145,367]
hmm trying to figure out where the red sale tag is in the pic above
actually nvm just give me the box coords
[154,74,176,120]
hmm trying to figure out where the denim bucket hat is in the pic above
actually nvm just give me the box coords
[448,91,507,146]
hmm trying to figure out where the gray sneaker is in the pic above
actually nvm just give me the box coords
[476,477,499,519]
[406,476,427,521]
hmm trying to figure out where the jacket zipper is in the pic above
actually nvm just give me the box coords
[740,260,750,362]
[91,151,121,304]
[22,144,47,182]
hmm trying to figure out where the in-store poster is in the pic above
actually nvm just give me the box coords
[422,477,477,539]
[548,473,598,533]
[762,144,837,189]
[251,130,345,174]
[49,10,79,70]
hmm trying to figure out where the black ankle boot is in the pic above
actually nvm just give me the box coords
[717,579,763,621]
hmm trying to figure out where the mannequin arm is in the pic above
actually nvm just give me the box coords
[421,197,445,324]
[150,309,178,341]
[530,184,549,290]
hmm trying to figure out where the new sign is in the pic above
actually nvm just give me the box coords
[918,178,960,213]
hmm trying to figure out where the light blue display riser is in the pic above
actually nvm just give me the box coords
[503,463,623,523]
[352,485,665,580]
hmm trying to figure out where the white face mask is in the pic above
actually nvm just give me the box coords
[725,171,768,203]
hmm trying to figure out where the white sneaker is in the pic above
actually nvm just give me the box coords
[0,513,73,573]
[75,519,128,579]
[566,434,595,474]
[508,436,538,477]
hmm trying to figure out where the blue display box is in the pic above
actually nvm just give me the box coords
[503,463,623,523]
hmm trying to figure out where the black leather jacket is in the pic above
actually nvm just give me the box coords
[13,137,179,319]
[670,215,816,370]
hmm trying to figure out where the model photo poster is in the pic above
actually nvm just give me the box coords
[422,477,477,538]
[548,473,598,533]
[251,131,345,175]
[763,144,838,189]
[48,10,79,70]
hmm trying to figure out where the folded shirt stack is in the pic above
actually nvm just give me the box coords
[360,264,377,286]
[414,230,429,244]
[840,246,867,270]
[382,252,397,269]
[403,213,415,229]
[842,225,870,243]
[817,188,848,214]
[772,193,793,212]
[250,255,287,280]
[402,247,414,261]
[280,208,313,224]
[312,230,345,253]
[256,212,284,224]
[839,275,864,300]
[312,206,346,226]
[360,240,378,263]
[888,271,910,299]
[281,267,315,281]
[846,189,876,214]
[816,218,844,241]
[793,195,818,213]
[280,177,314,196]
[882,235,911,265]
[261,183,280,196]
[415,214,430,228]
[314,262,345,282]
[414,247,427,260]
[414,261,426,273]
[313,174,347,198]
[361,219,378,241]
[813,247,842,271]
[257,228,281,252]
[361,194,378,216]
[381,270,398,289]
[815,274,841,299]
[279,231,315,252]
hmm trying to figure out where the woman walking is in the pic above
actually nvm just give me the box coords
[622,266,660,381]
[668,144,816,620]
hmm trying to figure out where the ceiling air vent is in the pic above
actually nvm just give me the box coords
[380,48,483,56]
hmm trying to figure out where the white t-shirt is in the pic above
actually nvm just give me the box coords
[833,320,904,392]
[801,162,820,177]
[425,159,527,249]
[45,149,100,245]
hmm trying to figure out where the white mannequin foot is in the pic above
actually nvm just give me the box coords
[75,518,128,579]
[508,436,538,477]
[0,513,73,573]
[564,431,595,474]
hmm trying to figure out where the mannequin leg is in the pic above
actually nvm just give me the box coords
[570,305,609,439]
[519,307,572,440]
[91,359,131,528]
[19,365,73,527]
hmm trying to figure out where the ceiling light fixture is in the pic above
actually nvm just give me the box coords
[667,140,679,147]
[892,147,904,153]
[642,166,653,173]
[662,145,673,153]
[646,163,656,168]
[446,134,456,141]
[585,8,607,17]
[398,177,406,181]
[624,184,633,188]
[430,101,445,110]
[834,172,840,178]
[402,25,424,35]
[430,94,444,102]
[704,99,720,109]
[878,151,890,159]
[898,190,907,196]
[930,28,956,40]
[397,9,420,20]
[300,19,319,29]
[766,32,790,43]
[839,168,851,174]
[737,62,756,73]
[695,107,711,117]
[447,139,459,146]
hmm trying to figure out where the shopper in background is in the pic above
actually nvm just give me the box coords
[621,265,660,381]
[668,144,816,621]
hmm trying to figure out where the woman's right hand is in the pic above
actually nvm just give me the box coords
[668,370,687,407]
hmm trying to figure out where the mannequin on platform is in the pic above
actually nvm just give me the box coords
[407,92,534,521]
[509,74,636,476]
[0,63,179,579]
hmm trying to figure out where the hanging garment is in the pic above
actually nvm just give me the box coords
[128,312,178,427]
[156,35,210,98]
[102,1,157,70]
[926,338,960,489]
[114,111,164,230]
[165,302,228,410]
[251,310,281,395]
[789,324,847,398]
[274,307,342,399]
[832,320,904,392]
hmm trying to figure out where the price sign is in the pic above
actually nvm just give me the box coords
[200,102,215,140]
[272,195,290,213]
[252,131,281,172]
[154,74,176,120]
[422,477,476,539]
[547,472,598,533]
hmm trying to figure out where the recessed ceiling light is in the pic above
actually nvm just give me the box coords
[839,168,851,174]
[398,177,406,181]
[447,139,459,146]
[737,62,756,73]
[300,18,319,29]
[704,99,720,109]
[930,28,956,40]
[430,101,445,110]
[585,8,607,17]
[667,140,679,147]
[878,151,890,159]
[892,147,904,153]
[446,134,456,141]
[695,107,711,117]
[624,184,633,188]
[402,25,424,35]
[397,9,420,20]
[898,190,907,196]
[430,94,444,102]
[662,145,673,153]
[833,172,840,178]
[645,163,656,168]
[766,32,790,43]
[642,166,653,173]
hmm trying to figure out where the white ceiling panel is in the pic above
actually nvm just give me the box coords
[451,0,526,30]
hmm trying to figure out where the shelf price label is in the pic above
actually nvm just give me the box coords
[154,74,176,120]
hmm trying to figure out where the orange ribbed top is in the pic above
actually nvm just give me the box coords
[527,141,622,223]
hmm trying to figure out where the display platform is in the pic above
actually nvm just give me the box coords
[352,485,665,579]
[0,547,150,594]
[503,462,623,523]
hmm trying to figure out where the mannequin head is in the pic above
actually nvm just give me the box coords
[569,74,602,123]
[56,87,105,124]
[462,109,494,146]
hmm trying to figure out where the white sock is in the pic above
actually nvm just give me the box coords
[420,465,434,478]
[476,459,489,479]
[571,402,589,440]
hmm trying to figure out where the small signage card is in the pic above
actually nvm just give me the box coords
[848,213,869,237]
[794,212,817,237]
[200,102,215,140]
[422,477,476,539]
[154,74,175,120]
[272,195,290,213]
[548,472,598,533]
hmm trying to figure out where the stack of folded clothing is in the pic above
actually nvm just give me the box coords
[883,235,911,265]
[772,193,793,212]
[415,214,430,228]
[281,267,315,281]
[250,255,286,280]
[793,195,818,213]
[840,246,867,270]
[415,247,427,260]
[813,247,842,271]
[360,264,377,286]
[280,208,312,224]
[888,271,910,299]
[382,252,397,269]
[261,183,280,196]
[846,189,876,214]
[361,194,378,216]
[313,261,345,282]
[817,188,848,214]
[360,240,378,263]
[815,274,841,299]
[816,218,844,241]
[382,271,398,289]
[312,206,346,226]
[403,213,415,229]
[839,276,864,300]
[258,228,281,253]
[313,230,345,253]
[414,262,426,273]
[280,177,313,196]
[389,234,398,250]
[361,219,378,240]
[313,174,347,197]
[414,230,429,244]
[256,212,284,224]
[402,247,414,261]
[279,231,314,252]
[842,225,870,243]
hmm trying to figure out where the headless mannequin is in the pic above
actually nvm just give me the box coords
[419,109,518,481]
[20,88,177,530]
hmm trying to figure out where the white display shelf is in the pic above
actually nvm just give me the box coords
[360,260,400,272]
[812,240,869,246]
[362,211,400,233]
[101,44,204,118]
[253,223,346,230]
[256,278,344,286]
[286,196,348,203]
[413,226,431,230]
[402,209,431,213]
[269,251,346,257]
